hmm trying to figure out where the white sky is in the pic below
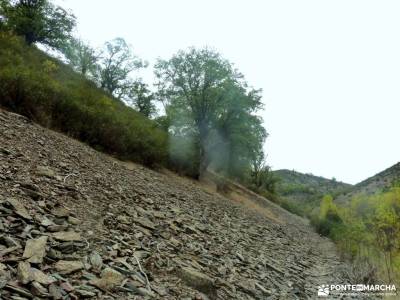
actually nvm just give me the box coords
[56,0,400,184]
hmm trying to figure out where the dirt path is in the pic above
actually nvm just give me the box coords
[0,108,351,299]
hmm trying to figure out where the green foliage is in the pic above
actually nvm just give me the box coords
[0,32,167,166]
[61,38,98,77]
[0,1,6,30]
[96,38,145,99]
[127,81,156,118]
[312,188,400,284]
[246,154,279,198]
[311,195,343,236]
[155,47,266,178]
[274,170,352,217]
[1,0,75,48]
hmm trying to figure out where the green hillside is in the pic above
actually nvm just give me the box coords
[273,169,352,216]
[0,32,168,166]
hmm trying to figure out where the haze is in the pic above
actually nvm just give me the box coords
[56,0,400,184]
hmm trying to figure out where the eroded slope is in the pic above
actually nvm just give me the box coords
[0,109,349,299]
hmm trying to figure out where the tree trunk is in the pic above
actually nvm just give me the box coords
[24,31,36,45]
[198,143,210,180]
[198,122,209,180]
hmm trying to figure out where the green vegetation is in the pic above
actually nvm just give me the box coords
[273,169,352,217]
[312,189,400,284]
[61,37,98,77]
[0,32,168,166]
[0,0,271,187]
[1,0,75,48]
[246,155,280,201]
[95,38,146,100]
[155,48,267,180]
[2,0,400,289]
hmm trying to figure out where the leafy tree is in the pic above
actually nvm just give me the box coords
[314,195,342,236]
[249,154,278,194]
[96,38,145,99]
[214,81,267,179]
[62,38,98,77]
[155,48,235,177]
[155,47,266,178]
[127,81,156,118]
[0,1,7,30]
[1,0,75,49]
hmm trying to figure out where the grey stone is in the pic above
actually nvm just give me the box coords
[89,267,124,291]
[55,260,84,274]
[52,231,82,242]
[23,236,48,264]
[7,198,31,220]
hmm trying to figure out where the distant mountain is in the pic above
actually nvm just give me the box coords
[336,162,400,204]
[273,169,352,216]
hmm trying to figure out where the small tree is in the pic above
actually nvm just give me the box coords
[1,0,75,49]
[249,153,278,194]
[128,81,156,118]
[316,195,342,236]
[62,38,98,77]
[96,38,145,99]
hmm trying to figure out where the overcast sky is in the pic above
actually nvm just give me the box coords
[56,0,400,184]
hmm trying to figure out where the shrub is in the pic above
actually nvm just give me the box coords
[0,32,168,167]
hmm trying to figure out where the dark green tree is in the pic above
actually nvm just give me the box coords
[0,1,7,30]
[213,81,267,179]
[62,38,98,77]
[155,47,267,178]
[96,38,145,99]
[1,0,75,49]
[128,81,156,118]
[249,153,278,194]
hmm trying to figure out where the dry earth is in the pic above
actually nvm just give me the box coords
[0,108,351,299]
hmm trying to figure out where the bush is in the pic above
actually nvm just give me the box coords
[0,32,168,167]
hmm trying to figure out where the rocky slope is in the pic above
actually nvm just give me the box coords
[0,109,350,299]
[336,163,400,204]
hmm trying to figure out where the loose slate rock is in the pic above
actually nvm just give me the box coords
[48,284,63,299]
[30,268,56,285]
[89,267,124,291]
[117,215,130,225]
[31,281,49,297]
[17,261,31,284]
[177,267,215,296]
[55,260,84,274]
[68,216,81,225]
[52,207,70,218]
[52,231,82,242]
[36,166,56,178]
[89,251,103,272]
[7,198,31,220]
[23,236,48,264]
[135,217,156,230]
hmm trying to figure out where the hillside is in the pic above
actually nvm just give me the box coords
[0,33,168,168]
[0,109,351,299]
[336,162,400,204]
[273,169,352,216]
